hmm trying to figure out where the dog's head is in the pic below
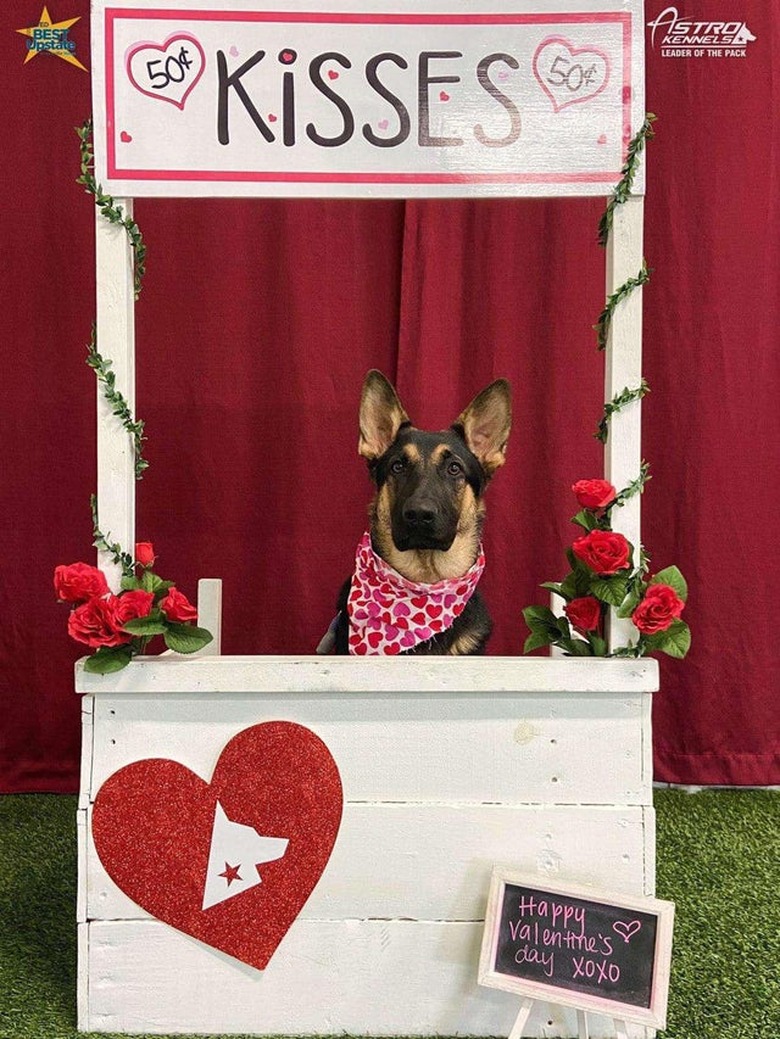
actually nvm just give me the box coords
[357,370,511,581]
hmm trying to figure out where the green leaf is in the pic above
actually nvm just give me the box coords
[616,589,642,619]
[650,566,688,602]
[571,510,599,532]
[121,613,169,636]
[524,630,554,654]
[591,574,631,606]
[562,638,594,657]
[120,576,143,591]
[646,620,691,659]
[163,624,213,655]
[83,646,133,674]
[540,581,568,600]
[589,634,608,656]
[141,570,166,593]
[522,605,560,633]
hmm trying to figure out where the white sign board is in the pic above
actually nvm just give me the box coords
[91,0,645,198]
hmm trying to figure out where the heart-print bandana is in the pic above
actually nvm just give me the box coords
[347,531,485,655]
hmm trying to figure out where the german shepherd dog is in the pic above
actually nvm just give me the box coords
[333,370,511,655]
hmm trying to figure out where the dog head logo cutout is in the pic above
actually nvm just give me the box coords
[92,721,343,970]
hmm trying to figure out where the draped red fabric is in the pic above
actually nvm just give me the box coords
[1,1,778,791]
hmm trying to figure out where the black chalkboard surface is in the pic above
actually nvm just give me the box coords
[478,870,674,1029]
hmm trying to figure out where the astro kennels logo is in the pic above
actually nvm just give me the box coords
[648,6,756,58]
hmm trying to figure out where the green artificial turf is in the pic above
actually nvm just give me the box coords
[0,790,778,1039]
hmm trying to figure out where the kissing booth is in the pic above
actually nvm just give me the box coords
[76,1,660,1036]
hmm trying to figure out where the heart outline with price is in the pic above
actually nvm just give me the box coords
[126,32,206,110]
[91,721,343,970]
[532,36,611,113]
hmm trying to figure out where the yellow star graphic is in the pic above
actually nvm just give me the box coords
[16,5,88,71]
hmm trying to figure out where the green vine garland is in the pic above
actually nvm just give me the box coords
[90,494,135,578]
[597,113,656,248]
[77,119,149,481]
[595,380,651,443]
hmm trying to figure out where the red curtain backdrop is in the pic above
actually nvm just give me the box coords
[2,1,778,790]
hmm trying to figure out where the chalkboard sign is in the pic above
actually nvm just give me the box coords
[478,870,674,1029]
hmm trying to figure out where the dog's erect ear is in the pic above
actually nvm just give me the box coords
[358,370,410,461]
[453,379,512,476]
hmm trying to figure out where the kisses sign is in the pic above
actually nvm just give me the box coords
[92,0,644,198]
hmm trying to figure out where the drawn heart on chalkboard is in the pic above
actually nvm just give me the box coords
[613,919,642,943]
[92,722,343,970]
[126,33,206,111]
[532,36,610,113]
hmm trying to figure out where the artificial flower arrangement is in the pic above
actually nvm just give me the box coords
[522,478,690,659]
[55,541,213,673]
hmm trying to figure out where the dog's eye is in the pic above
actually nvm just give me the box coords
[447,461,463,477]
[390,459,406,475]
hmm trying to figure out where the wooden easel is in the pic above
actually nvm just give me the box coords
[509,998,630,1039]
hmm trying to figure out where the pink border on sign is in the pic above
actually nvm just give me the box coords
[105,8,633,187]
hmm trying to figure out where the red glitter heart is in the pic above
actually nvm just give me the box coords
[328,69,340,80]
[92,722,342,971]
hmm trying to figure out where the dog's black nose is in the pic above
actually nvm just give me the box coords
[403,505,436,528]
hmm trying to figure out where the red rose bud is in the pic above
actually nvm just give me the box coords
[632,583,685,635]
[160,587,198,623]
[54,562,110,604]
[135,542,156,567]
[572,530,631,575]
[564,596,602,633]
[68,595,132,648]
[113,590,155,630]
[572,479,617,510]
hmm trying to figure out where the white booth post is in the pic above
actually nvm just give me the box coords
[78,3,658,1037]
[604,195,645,651]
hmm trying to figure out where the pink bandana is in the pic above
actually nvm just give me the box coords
[347,531,485,655]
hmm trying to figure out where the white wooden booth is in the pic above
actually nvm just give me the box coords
[78,2,657,1036]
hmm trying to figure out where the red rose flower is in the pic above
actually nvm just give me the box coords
[632,584,685,635]
[135,542,156,567]
[113,590,155,630]
[572,479,617,510]
[68,596,130,648]
[572,530,631,575]
[54,562,109,604]
[564,596,602,633]
[159,587,197,623]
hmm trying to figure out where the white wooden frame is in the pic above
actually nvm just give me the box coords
[478,869,674,1030]
[79,4,656,1036]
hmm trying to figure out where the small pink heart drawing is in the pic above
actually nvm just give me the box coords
[268,114,278,123]
[498,69,509,81]
[597,133,608,144]
[439,90,450,101]
[613,920,642,943]
[533,36,610,113]
[126,33,206,111]
[378,118,389,131]
[229,45,239,57]
[280,50,296,64]
[120,131,132,143]
[328,69,340,81]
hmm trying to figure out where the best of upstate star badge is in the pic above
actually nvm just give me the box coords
[16,5,88,71]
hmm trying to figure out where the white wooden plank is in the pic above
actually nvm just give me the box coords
[84,918,649,1037]
[196,578,222,656]
[75,655,659,695]
[87,803,649,923]
[77,809,88,924]
[77,921,89,1030]
[642,805,657,897]
[603,195,645,650]
[85,691,650,806]
[95,203,136,591]
[78,694,94,811]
